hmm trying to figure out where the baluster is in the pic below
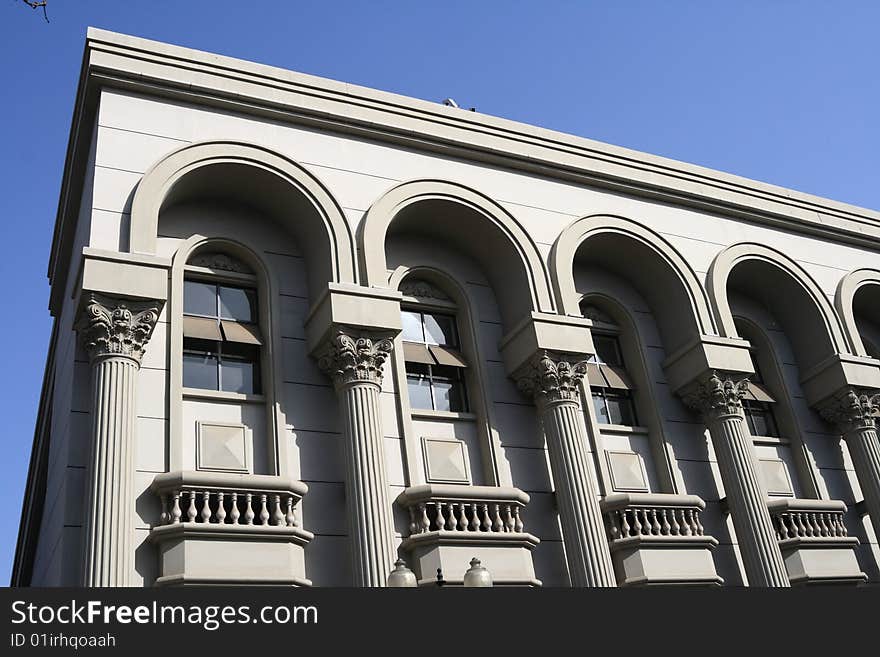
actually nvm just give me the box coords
[631,508,643,536]
[676,509,688,537]
[273,494,284,526]
[408,506,417,535]
[159,495,169,525]
[470,503,480,531]
[816,512,829,537]
[794,512,807,538]
[482,503,492,532]
[659,509,671,535]
[607,512,621,541]
[230,492,240,524]
[244,493,255,525]
[668,507,681,535]
[435,502,446,531]
[201,491,212,523]
[171,492,182,524]
[459,503,468,531]
[186,491,197,522]
[419,503,430,533]
[649,509,661,535]
[286,495,296,527]
[504,504,514,532]
[692,508,704,536]
[619,509,631,538]
[776,513,788,540]
[492,504,504,532]
[216,492,226,524]
[259,494,270,525]
[513,506,524,533]
[447,502,457,531]
[836,513,848,537]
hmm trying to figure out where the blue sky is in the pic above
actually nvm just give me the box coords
[1,1,878,584]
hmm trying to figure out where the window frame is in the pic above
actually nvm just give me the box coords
[182,268,264,396]
[400,306,470,413]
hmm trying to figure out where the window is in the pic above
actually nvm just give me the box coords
[182,278,262,394]
[741,349,780,438]
[586,333,638,426]
[401,308,468,412]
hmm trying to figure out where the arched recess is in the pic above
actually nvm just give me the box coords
[168,235,290,477]
[550,215,715,355]
[836,269,880,358]
[358,179,555,332]
[708,243,850,373]
[129,140,357,304]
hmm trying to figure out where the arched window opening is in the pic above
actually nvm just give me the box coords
[400,280,469,413]
[182,252,263,395]
[582,304,637,427]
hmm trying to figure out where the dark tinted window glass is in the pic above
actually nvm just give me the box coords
[593,335,623,367]
[592,394,609,423]
[183,349,218,390]
[184,280,217,317]
[606,393,636,426]
[219,286,256,322]
[221,358,257,394]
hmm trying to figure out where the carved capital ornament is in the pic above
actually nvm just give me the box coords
[516,351,589,407]
[680,372,750,419]
[317,330,394,388]
[75,293,162,364]
[818,388,880,434]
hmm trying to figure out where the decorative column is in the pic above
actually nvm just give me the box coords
[819,389,880,541]
[75,293,162,587]
[516,352,616,587]
[681,373,790,587]
[318,330,397,587]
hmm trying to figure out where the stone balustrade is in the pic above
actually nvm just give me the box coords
[151,470,307,529]
[396,484,541,586]
[767,498,850,542]
[398,484,529,536]
[764,498,865,586]
[602,493,706,541]
[599,493,722,586]
[147,471,313,586]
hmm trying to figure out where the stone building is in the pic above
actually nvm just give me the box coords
[12,29,880,587]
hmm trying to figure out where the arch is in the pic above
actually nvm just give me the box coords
[708,243,850,372]
[129,140,357,302]
[550,214,715,354]
[358,179,555,332]
[836,269,880,358]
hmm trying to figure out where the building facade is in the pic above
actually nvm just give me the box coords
[12,29,880,587]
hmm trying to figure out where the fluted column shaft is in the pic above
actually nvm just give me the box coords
[76,294,161,587]
[319,330,396,587]
[682,374,789,587]
[517,352,616,587]
[820,389,880,542]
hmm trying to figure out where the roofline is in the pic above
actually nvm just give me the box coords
[47,27,880,315]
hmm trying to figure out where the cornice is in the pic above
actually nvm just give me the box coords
[48,28,880,316]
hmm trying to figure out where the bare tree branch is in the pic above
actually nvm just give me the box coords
[20,0,49,23]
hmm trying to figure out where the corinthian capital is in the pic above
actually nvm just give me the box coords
[680,372,749,420]
[818,388,880,434]
[75,293,162,364]
[515,351,588,407]
[317,329,394,388]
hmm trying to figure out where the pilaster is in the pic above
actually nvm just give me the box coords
[76,293,162,586]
